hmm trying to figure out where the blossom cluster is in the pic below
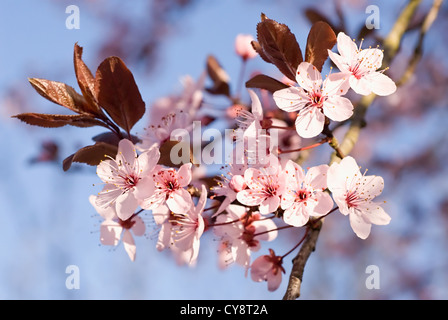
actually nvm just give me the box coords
[18,17,396,294]
[87,31,394,292]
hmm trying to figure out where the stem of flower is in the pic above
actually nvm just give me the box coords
[281,227,309,259]
[278,137,331,154]
[253,224,294,237]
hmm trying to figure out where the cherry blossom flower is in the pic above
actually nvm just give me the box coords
[327,156,391,239]
[235,34,258,60]
[211,152,247,216]
[157,185,207,265]
[89,195,145,262]
[273,62,353,138]
[236,156,286,215]
[140,73,205,148]
[250,249,285,292]
[214,205,277,270]
[235,89,264,139]
[327,32,397,96]
[281,160,334,227]
[96,139,160,221]
[140,163,193,214]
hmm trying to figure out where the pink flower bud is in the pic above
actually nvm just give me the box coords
[229,174,246,192]
[235,34,258,61]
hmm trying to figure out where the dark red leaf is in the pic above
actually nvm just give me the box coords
[73,43,102,115]
[92,131,140,145]
[305,21,337,72]
[28,78,90,114]
[255,14,303,81]
[62,142,118,171]
[205,55,230,97]
[245,74,289,93]
[13,113,108,129]
[94,56,146,133]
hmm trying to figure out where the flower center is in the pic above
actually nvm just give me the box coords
[119,217,136,229]
[309,91,325,107]
[345,190,361,208]
[295,189,311,202]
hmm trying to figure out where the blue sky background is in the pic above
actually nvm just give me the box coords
[1,0,447,300]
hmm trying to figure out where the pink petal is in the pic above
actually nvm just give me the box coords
[229,175,246,192]
[134,176,155,202]
[327,50,349,73]
[250,255,272,281]
[283,203,309,227]
[96,184,122,208]
[100,220,122,246]
[243,168,263,191]
[177,163,193,187]
[259,196,280,215]
[253,218,278,242]
[361,203,391,226]
[89,195,117,220]
[116,192,139,221]
[152,204,170,225]
[248,89,263,120]
[349,75,372,95]
[357,175,384,199]
[273,87,309,113]
[295,107,325,138]
[323,96,354,122]
[137,146,161,176]
[349,212,371,239]
[131,216,146,236]
[357,48,383,71]
[266,268,282,292]
[336,32,357,63]
[237,189,265,207]
[363,72,397,96]
[305,164,329,190]
[322,72,350,96]
[122,229,137,261]
[312,192,334,216]
[166,188,193,214]
[296,62,322,92]
[116,139,137,169]
[192,184,208,216]
[327,156,360,194]
[156,222,172,251]
[96,159,118,183]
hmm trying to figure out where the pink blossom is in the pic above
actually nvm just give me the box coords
[328,32,396,96]
[89,195,145,262]
[235,34,258,60]
[140,163,193,214]
[96,139,159,221]
[157,185,207,265]
[214,205,277,269]
[250,249,285,292]
[281,160,334,227]
[236,156,286,215]
[327,156,391,239]
[211,155,247,216]
[273,62,353,138]
[235,89,264,139]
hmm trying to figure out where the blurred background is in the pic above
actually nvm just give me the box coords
[1,0,447,299]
